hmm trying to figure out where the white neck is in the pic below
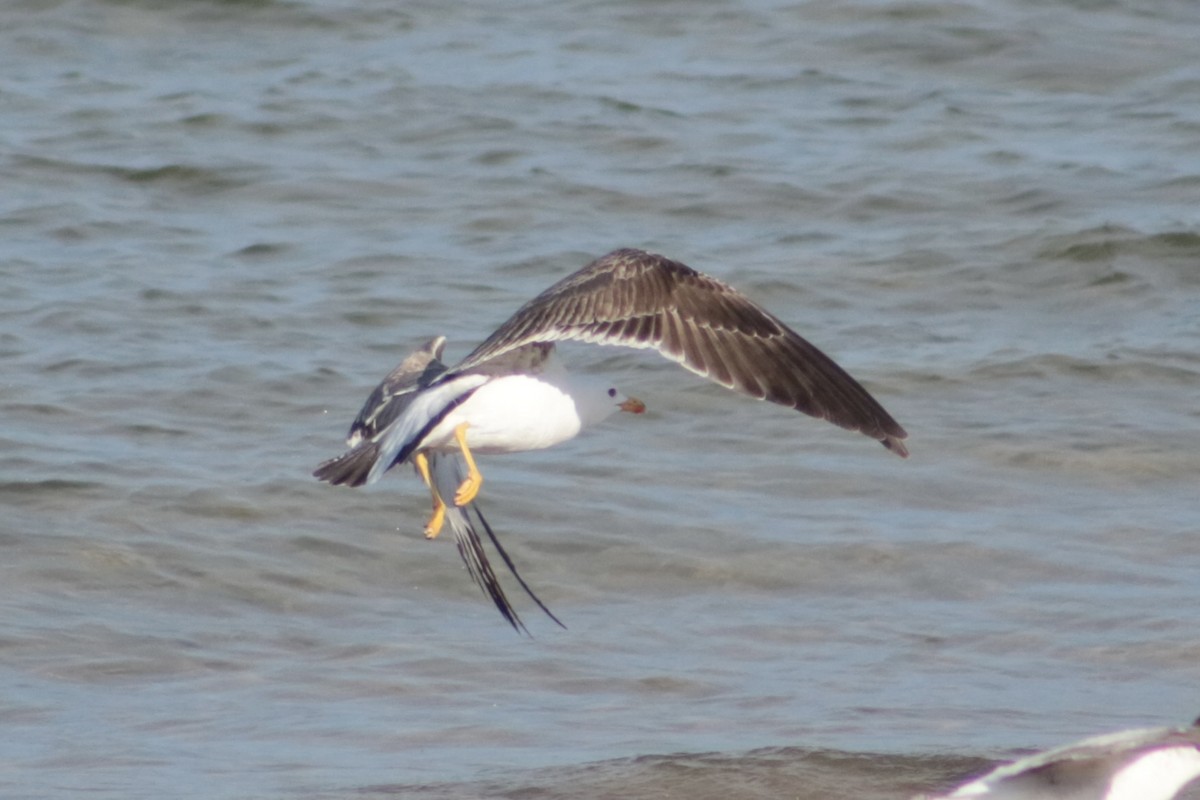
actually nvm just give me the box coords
[536,354,620,429]
[567,373,621,428]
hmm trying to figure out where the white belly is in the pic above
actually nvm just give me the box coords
[422,374,587,455]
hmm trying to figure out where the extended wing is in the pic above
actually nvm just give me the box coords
[447,249,908,456]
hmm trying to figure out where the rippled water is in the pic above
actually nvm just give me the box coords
[4,0,1200,798]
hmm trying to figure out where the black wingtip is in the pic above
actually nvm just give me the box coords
[452,515,531,636]
[883,435,909,459]
[471,502,567,631]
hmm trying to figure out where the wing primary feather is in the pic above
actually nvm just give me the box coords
[659,310,688,362]
[709,331,764,396]
[469,502,567,630]
[432,453,528,634]
[675,314,711,376]
[698,327,735,388]
[453,516,528,634]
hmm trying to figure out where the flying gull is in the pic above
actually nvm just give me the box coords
[314,248,908,626]
[916,719,1200,800]
[338,335,563,632]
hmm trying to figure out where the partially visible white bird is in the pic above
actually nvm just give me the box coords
[919,720,1200,800]
[315,248,908,628]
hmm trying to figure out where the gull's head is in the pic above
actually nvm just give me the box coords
[606,386,646,415]
[568,376,647,428]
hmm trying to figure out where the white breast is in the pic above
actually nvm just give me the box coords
[424,372,596,455]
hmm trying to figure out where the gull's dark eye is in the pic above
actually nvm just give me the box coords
[607,387,617,398]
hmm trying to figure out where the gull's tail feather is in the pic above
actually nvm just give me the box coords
[313,441,382,487]
[430,453,563,633]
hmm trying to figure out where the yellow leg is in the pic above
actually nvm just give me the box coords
[413,451,446,539]
[424,503,446,540]
[452,422,483,506]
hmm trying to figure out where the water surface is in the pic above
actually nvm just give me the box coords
[3,0,1200,798]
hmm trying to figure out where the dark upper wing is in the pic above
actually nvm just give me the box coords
[347,336,448,446]
[448,249,908,456]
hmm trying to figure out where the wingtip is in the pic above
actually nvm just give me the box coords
[883,436,910,459]
[425,335,447,362]
[471,502,568,631]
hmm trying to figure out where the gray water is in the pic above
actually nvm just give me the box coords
[4,0,1200,798]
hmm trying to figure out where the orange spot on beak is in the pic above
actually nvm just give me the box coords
[619,396,646,414]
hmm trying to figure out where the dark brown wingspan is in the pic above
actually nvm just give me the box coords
[449,249,908,456]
